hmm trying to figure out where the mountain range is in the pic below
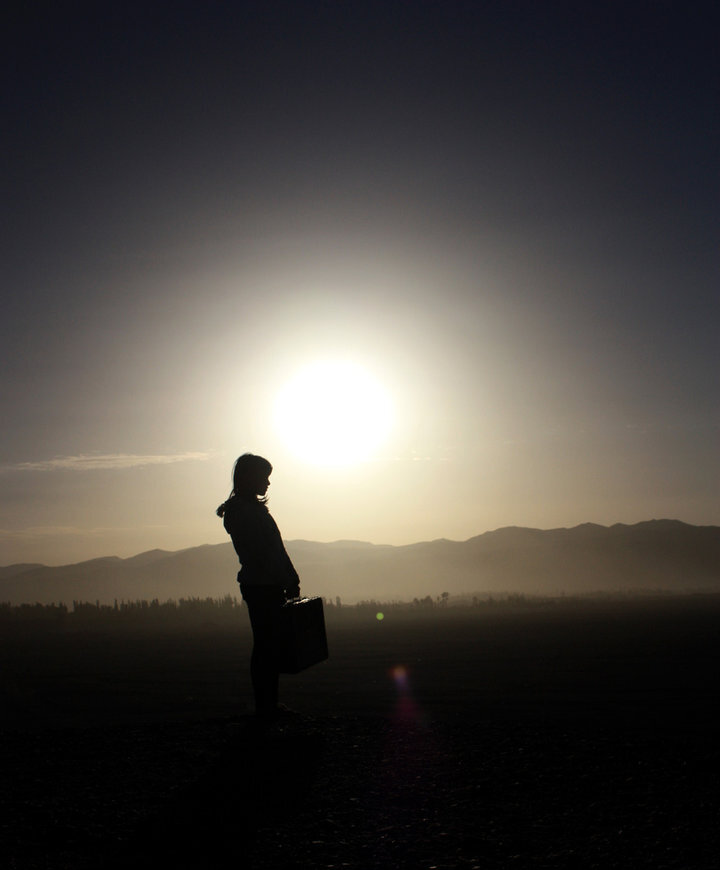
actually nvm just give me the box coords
[1,520,719,606]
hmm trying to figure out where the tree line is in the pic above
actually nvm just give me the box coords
[0,596,247,627]
[0,592,561,629]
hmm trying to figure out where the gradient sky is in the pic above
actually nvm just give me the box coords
[2,1,718,565]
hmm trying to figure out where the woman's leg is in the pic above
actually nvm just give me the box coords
[241,585,285,716]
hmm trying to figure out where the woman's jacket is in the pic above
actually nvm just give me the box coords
[223,496,300,592]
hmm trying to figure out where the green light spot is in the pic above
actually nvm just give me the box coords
[376,612,384,621]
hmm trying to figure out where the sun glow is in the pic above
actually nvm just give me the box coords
[273,360,394,465]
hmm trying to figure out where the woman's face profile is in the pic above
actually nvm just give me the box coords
[254,473,270,496]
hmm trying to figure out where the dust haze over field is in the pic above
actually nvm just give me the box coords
[3,519,720,868]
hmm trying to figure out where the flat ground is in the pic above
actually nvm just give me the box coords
[1,597,719,868]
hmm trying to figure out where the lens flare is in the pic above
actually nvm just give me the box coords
[391,664,408,689]
[389,663,426,724]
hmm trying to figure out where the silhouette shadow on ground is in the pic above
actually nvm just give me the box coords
[108,714,325,870]
[3,709,720,869]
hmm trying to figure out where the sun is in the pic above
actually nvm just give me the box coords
[273,360,394,465]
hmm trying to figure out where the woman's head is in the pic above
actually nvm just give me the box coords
[216,453,273,517]
[232,453,272,499]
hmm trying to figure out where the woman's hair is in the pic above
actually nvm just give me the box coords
[216,453,273,517]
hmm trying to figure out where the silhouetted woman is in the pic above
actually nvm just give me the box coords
[217,454,300,719]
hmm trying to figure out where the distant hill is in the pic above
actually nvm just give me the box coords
[1,520,718,606]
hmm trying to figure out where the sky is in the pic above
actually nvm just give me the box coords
[1,0,718,565]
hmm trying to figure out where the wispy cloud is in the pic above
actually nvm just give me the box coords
[0,524,170,539]
[4,452,212,473]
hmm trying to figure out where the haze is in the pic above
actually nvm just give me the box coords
[2,3,717,566]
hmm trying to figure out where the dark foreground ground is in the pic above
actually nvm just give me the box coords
[2,597,719,868]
